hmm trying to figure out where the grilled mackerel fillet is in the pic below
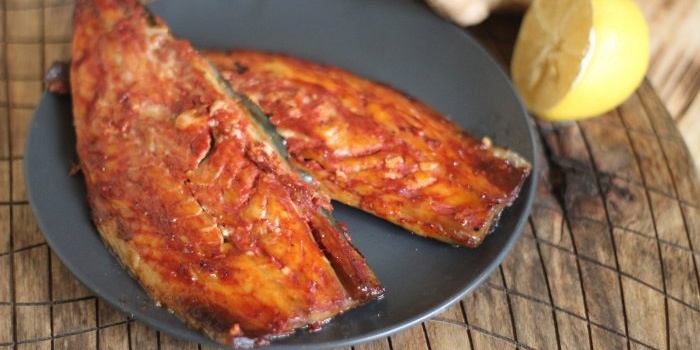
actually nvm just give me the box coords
[206,50,532,247]
[71,0,382,345]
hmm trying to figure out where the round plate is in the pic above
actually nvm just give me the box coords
[26,0,537,348]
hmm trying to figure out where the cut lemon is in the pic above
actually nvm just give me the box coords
[511,0,649,121]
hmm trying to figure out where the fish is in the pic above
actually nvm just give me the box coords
[206,50,532,247]
[70,0,382,346]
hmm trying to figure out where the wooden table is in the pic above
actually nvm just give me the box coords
[2,1,699,349]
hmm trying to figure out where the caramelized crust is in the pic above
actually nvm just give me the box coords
[71,0,382,345]
[207,50,532,247]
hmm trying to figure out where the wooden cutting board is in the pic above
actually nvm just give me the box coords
[1,2,698,349]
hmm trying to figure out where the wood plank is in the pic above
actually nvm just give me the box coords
[681,204,700,259]
[539,122,593,170]
[501,230,550,301]
[97,299,127,327]
[590,324,628,350]
[579,260,626,334]
[424,319,472,350]
[52,298,96,336]
[15,305,50,342]
[51,251,91,301]
[0,108,9,157]
[579,115,643,184]
[538,243,586,317]
[617,93,654,134]
[638,81,684,142]
[569,218,616,268]
[627,131,675,195]
[613,228,663,289]
[0,163,9,203]
[603,178,656,237]
[510,294,558,349]
[6,0,43,10]
[354,338,391,350]
[433,302,465,322]
[668,298,700,350]
[16,340,51,350]
[0,206,10,254]
[660,244,700,309]
[44,0,76,7]
[11,159,26,202]
[9,108,34,157]
[388,324,429,350]
[98,323,130,350]
[463,272,515,340]
[630,342,656,350]
[5,8,42,42]
[5,43,41,80]
[649,191,692,247]
[13,246,49,303]
[9,81,42,108]
[622,277,666,350]
[425,303,471,349]
[42,4,73,42]
[538,122,608,223]
[54,331,97,350]
[554,310,590,350]
[677,98,700,171]
[564,172,607,224]
[0,255,10,302]
[0,305,12,344]
[11,204,44,250]
[129,322,158,350]
[469,330,517,350]
[529,205,573,249]
[659,139,700,205]
[0,73,6,95]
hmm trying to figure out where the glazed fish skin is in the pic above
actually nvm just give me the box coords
[71,0,382,345]
[207,50,532,248]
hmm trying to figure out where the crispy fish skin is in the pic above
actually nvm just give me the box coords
[207,50,532,248]
[71,0,382,345]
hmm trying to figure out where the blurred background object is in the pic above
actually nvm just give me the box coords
[638,0,700,171]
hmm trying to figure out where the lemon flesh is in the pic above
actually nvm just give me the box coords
[511,0,649,121]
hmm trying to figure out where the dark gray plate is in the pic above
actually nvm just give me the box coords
[25,0,537,348]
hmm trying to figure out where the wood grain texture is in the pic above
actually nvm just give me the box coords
[637,0,700,168]
[1,2,698,349]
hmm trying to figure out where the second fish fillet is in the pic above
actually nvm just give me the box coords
[207,50,532,248]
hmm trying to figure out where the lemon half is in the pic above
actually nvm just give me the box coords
[511,0,650,121]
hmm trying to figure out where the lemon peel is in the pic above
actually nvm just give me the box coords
[511,0,649,121]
